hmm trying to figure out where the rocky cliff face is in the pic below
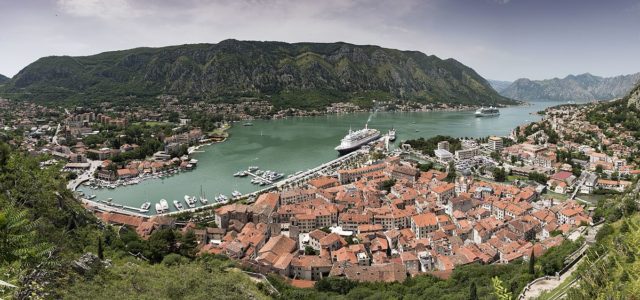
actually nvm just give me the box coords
[2,39,514,108]
[501,73,640,102]
[627,83,640,110]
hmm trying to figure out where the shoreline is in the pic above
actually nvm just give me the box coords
[72,103,544,216]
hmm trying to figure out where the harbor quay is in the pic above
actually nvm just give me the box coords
[80,147,367,218]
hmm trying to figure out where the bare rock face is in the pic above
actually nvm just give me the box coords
[627,84,640,109]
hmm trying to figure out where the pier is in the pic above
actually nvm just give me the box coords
[155,148,365,217]
[80,198,150,218]
[244,171,276,185]
[77,147,366,218]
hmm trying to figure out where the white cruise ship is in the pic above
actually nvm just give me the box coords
[475,107,500,117]
[335,124,381,155]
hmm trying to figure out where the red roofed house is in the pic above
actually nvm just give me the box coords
[411,212,438,239]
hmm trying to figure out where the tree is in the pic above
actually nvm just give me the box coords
[525,230,536,242]
[380,179,396,192]
[0,204,52,267]
[180,230,198,259]
[111,137,121,149]
[147,228,177,263]
[417,161,433,172]
[445,161,457,183]
[470,281,478,300]
[571,164,582,177]
[491,277,513,300]
[97,237,104,260]
[168,112,180,123]
[162,253,188,266]
[494,167,506,182]
[611,171,619,181]
[529,250,536,275]
[304,246,317,255]
[528,172,549,184]
[0,142,10,170]
[490,151,502,162]
[595,164,603,174]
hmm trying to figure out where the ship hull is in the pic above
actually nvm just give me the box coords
[475,112,500,117]
[335,134,381,155]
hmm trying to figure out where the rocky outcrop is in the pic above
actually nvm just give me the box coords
[71,252,111,275]
[627,83,640,109]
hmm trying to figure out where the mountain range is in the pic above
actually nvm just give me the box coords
[0,39,515,109]
[499,72,640,102]
[0,74,9,84]
[487,79,512,93]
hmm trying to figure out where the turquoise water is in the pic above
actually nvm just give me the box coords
[78,101,564,213]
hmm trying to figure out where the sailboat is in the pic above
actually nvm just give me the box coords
[199,185,208,204]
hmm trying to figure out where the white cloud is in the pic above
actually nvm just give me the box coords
[1,0,638,80]
[56,0,145,19]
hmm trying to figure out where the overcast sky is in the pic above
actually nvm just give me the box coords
[1,0,639,81]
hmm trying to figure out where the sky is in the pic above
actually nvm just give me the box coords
[1,0,639,81]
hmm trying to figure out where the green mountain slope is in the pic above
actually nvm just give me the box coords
[0,74,9,84]
[2,39,515,108]
[501,72,640,102]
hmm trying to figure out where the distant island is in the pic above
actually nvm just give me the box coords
[0,39,516,109]
[498,72,640,102]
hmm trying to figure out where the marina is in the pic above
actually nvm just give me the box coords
[76,102,564,214]
[236,166,285,186]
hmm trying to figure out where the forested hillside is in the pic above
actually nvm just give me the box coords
[1,40,515,109]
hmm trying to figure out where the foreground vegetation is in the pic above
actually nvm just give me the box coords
[564,185,640,299]
[61,255,270,300]
[0,142,269,299]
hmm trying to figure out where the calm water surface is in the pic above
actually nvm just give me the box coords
[78,101,565,213]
